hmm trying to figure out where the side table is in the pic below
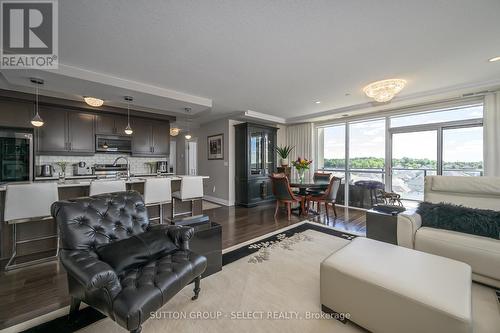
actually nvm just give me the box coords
[366,208,400,245]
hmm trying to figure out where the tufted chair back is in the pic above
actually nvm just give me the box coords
[51,191,149,251]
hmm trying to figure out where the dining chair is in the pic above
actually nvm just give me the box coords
[306,176,341,218]
[270,175,305,220]
[306,172,333,205]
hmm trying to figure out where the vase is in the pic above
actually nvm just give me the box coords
[280,158,289,167]
[297,169,305,183]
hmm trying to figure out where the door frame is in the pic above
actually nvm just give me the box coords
[185,138,198,175]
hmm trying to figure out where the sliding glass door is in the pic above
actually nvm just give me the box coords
[391,130,437,200]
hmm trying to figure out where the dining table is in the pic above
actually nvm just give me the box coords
[289,178,330,215]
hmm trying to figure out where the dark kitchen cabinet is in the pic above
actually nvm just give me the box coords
[234,122,277,207]
[0,100,32,128]
[67,112,95,153]
[37,107,67,153]
[131,118,169,156]
[96,114,129,135]
[152,120,170,155]
[131,117,153,155]
[36,108,95,155]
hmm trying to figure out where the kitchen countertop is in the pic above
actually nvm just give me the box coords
[0,174,208,191]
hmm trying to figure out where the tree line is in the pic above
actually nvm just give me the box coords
[323,157,483,170]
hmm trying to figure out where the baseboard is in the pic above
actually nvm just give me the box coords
[203,195,233,207]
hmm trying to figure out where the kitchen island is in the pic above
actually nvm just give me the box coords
[0,175,209,263]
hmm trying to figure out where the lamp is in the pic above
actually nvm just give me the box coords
[83,96,104,107]
[363,79,407,102]
[184,107,192,140]
[170,127,180,136]
[30,78,44,127]
[124,96,133,135]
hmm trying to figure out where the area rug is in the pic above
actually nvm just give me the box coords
[21,223,500,333]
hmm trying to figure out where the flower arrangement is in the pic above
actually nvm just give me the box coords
[291,157,313,171]
[292,157,313,182]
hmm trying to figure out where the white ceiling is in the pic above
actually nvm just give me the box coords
[2,0,500,123]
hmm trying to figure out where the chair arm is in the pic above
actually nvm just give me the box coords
[149,225,195,250]
[397,209,422,249]
[60,249,122,299]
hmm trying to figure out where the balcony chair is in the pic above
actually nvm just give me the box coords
[51,191,207,333]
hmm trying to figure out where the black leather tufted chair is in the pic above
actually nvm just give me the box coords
[51,191,207,333]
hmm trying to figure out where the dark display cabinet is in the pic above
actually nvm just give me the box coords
[235,122,278,207]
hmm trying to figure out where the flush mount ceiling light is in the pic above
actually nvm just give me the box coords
[363,79,407,103]
[83,96,104,107]
[124,96,133,135]
[170,127,180,136]
[30,78,44,127]
[489,56,500,62]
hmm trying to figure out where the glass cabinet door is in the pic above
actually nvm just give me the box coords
[250,132,263,175]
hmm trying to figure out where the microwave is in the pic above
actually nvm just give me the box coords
[95,135,132,153]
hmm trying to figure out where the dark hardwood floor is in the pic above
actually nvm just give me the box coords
[0,203,366,330]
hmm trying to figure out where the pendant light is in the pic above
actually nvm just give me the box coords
[184,107,192,140]
[30,78,44,127]
[124,96,133,135]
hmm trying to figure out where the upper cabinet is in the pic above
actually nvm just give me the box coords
[67,112,95,153]
[36,108,95,155]
[96,114,129,135]
[131,117,170,156]
[0,100,32,128]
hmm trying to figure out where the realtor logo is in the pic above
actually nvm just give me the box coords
[1,0,58,68]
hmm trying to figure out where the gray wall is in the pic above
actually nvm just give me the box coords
[176,118,287,206]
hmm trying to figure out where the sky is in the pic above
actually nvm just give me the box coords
[322,105,483,163]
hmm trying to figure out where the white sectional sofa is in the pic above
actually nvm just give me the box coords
[397,176,500,288]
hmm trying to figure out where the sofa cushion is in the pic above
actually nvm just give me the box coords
[415,227,500,284]
[96,229,177,272]
[417,202,500,240]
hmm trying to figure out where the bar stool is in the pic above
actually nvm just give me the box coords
[172,176,203,217]
[144,177,172,224]
[4,182,59,271]
[89,179,126,196]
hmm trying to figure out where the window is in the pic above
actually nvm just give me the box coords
[443,126,483,176]
[317,102,484,208]
[390,104,483,128]
[319,124,345,170]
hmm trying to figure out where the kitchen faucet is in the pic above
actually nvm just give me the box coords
[113,156,130,179]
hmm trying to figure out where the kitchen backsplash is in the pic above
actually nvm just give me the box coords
[36,154,168,176]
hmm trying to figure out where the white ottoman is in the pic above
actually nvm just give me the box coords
[320,237,472,333]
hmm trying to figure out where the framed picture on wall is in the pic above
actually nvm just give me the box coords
[208,133,224,160]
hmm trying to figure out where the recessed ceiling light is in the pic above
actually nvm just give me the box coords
[315,101,321,104]
[83,96,104,107]
[489,56,500,62]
